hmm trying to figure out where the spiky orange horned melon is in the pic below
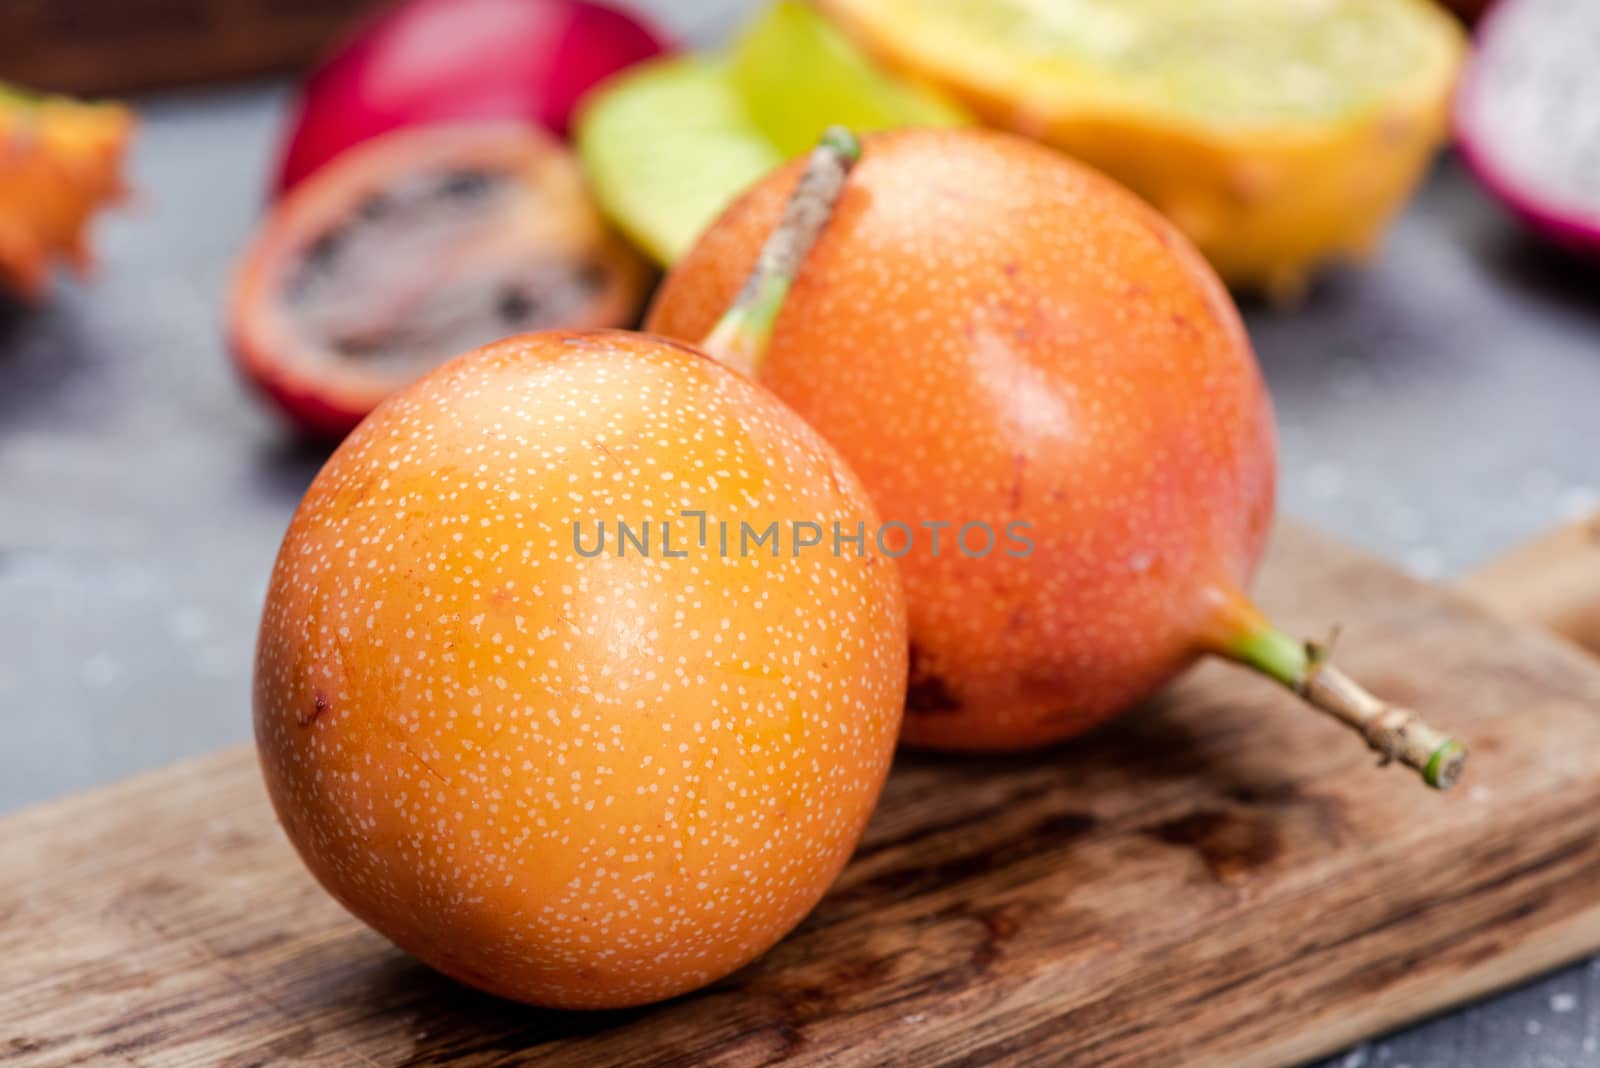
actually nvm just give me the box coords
[0,85,133,299]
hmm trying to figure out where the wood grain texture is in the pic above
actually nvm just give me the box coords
[4,522,1600,1068]
[1460,512,1600,658]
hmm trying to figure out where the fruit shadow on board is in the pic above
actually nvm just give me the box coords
[253,921,662,1056]
[367,948,656,1058]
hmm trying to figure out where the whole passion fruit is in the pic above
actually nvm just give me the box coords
[653,128,1465,788]
[254,132,909,1008]
[232,121,650,438]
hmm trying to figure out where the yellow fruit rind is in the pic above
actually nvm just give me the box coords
[817,0,1465,296]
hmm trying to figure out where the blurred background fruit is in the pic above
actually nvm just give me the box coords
[0,85,133,299]
[816,0,1466,299]
[255,328,907,1008]
[0,0,385,96]
[274,0,669,193]
[231,121,650,437]
[728,0,966,159]
[576,0,967,264]
[1455,0,1600,260]
[576,57,782,265]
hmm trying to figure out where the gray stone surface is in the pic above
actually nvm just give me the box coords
[1,0,1597,1062]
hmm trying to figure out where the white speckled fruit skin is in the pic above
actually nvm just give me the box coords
[651,129,1277,751]
[254,330,907,1009]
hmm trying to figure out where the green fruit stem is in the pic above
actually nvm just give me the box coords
[1216,592,1466,790]
[701,126,861,375]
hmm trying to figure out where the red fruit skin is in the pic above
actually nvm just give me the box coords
[239,358,373,441]
[235,122,653,439]
[650,129,1278,752]
[1455,0,1600,259]
[275,0,668,194]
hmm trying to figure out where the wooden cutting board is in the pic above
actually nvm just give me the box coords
[5,520,1600,1068]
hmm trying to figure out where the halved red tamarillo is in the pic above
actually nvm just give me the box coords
[231,121,651,438]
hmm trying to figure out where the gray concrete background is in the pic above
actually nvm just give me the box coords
[1,1,1597,1064]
